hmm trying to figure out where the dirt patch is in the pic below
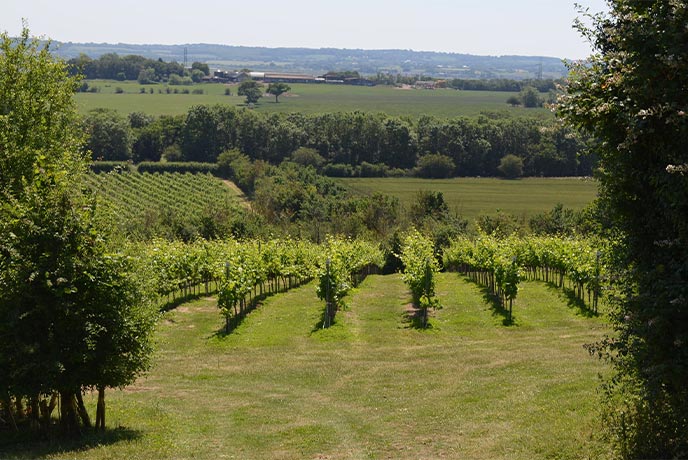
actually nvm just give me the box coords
[221,180,251,210]
[123,384,160,394]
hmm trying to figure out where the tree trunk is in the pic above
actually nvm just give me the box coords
[30,396,40,429]
[76,391,92,428]
[60,391,80,435]
[95,387,106,431]
[3,395,18,431]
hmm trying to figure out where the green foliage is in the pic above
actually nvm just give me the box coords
[238,80,263,104]
[0,28,85,197]
[528,203,584,236]
[519,86,543,108]
[90,161,133,173]
[316,237,384,326]
[506,95,521,107]
[136,161,218,175]
[290,147,325,171]
[558,2,688,457]
[415,153,456,178]
[137,67,157,84]
[83,171,248,241]
[0,26,157,434]
[409,190,449,224]
[443,235,604,321]
[476,211,526,238]
[497,154,524,179]
[266,82,291,103]
[399,229,441,327]
[191,62,209,76]
[83,108,134,161]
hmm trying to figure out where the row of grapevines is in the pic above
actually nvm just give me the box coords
[511,236,603,311]
[399,229,442,328]
[443,235,604,318]
[217,239,320,331]
[315,237,385,327]
[443,236,521,321]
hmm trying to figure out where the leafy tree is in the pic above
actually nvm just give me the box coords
[415,153,455,178]
[191,61,209,75]
[559,2,688,457]
[290,147,325,170]
[83,108,133,161]
[190,69,205,83]
[506,95,522,107]
[266,82,291,103]
[0,26,156,435]
[409,190,449,224]
[497,154,524,179]
[238,80,263,104]
[0,27,84,197]
[519,86,542,108]
[137,67,156,84]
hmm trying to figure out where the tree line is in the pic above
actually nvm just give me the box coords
[67,53,210,84]
[86,106,595,178]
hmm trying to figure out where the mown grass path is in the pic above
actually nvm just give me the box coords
[3,274,611,459]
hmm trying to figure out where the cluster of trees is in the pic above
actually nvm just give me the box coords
[558,2,688,457]
[67,53,209,84]
[0,29,157,434]
[85,106,594,178]
[447,78,558,93]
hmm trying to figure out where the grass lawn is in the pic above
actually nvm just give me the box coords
[1,274,611,459]
[338,177,598,221]
[75,80,553,119]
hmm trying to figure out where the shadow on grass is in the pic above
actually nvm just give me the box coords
[160,291,214,313]
[310,304,339,333]
[462,276,515,326]
[0,426,141,460]
[544,282,599,318]
[402,303,435,330]
[210,293,272,340]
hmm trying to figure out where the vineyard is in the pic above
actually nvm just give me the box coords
[83,171,248,238]
[444,235,603,322]
[123,232,605,332]
[2,232,612,459]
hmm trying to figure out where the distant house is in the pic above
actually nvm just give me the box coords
[415,80,437,89]
[211,70,250,83]
[319,72,375,86]
[263,73,317,84]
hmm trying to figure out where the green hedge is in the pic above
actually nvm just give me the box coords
[137,162,219,175]
[90,161,132,173]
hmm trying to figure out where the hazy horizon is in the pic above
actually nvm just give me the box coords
[4,0,609,60]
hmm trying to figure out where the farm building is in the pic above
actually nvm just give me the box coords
[263,73,318,83]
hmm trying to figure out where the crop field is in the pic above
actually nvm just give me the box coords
[74,80,553,119]
[2,274,611,459]
[338,177,598,220]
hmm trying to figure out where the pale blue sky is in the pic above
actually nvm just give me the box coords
[4,0,608,59]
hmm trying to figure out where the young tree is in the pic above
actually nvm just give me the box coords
[266,82,290,103]
[237,80,263,104]
[559,2,688,457]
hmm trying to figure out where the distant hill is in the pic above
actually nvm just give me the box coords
[51,42,568,80]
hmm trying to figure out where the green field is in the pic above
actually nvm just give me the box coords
[2,274,611,459]
[75,80,553,119]
[338,177,598,220]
